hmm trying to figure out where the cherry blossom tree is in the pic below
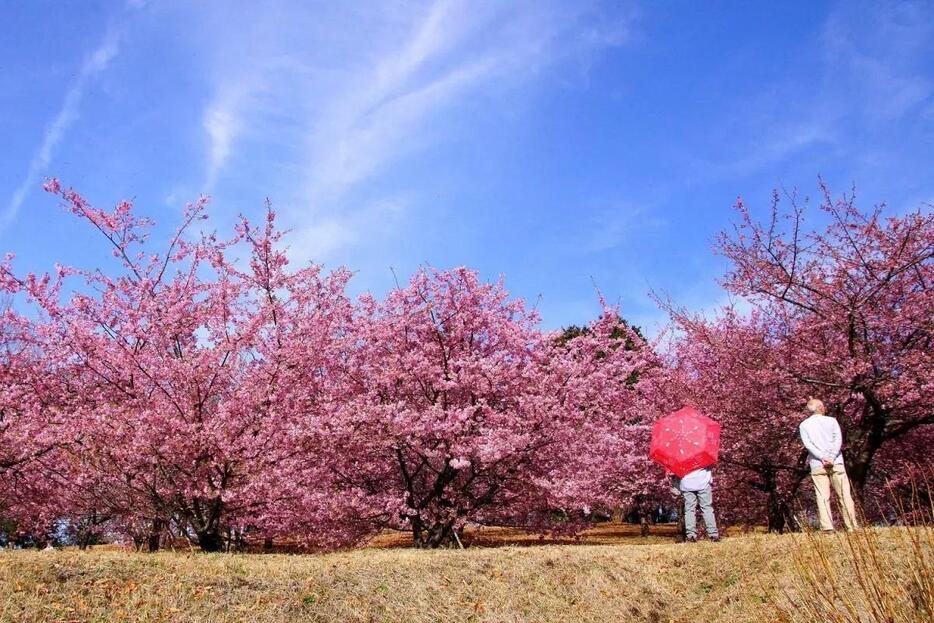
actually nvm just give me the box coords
[554,320,666,529]
[281,268,658,548]
[0,181,353,551]
[0,314,51,475]
[0,294,78,547]
[665,183,933,523]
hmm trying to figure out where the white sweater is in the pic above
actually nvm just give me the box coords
[799,414,845,470]
[678,467,713,492]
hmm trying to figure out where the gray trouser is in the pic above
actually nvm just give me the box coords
[683,486,718,538]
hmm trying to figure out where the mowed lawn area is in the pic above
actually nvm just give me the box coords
[3,524,928,623]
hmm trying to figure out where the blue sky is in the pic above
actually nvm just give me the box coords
[2,1,933,333]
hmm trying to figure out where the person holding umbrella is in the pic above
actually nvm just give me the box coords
[650,406,723,543]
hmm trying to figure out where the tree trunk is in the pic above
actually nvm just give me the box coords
[196,529,224,553]
[845,438,881,500]
[752,461,806,534]
[766,491,787,534]
[843,403,887,500]
[639,513,650,537]
[263,537,274,552]
[147,519,164,553]
[77,525,100,550]
[763,470,788,534]
[412,518,461,549]
[189,495,225,552]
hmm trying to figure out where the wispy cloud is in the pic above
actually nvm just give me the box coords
[821,1,933,122]
[291,196,406,262]
[203,107,236,190]
[302,0,636,207]
[686,2,934,185]
[2,25,122,230]
[190,0,635,262]
[565,202,667,254]
[203,92,247,192]
[303,0,501,204]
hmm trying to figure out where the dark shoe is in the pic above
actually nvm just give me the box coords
[686,536,697,543]
[710,535,720,542]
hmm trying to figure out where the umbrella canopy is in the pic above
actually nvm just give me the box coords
[649,406,721,477]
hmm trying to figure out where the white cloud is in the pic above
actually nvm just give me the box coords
[288,196,407,265]
[290,219,358,263]
[203,101,242,191]
[2,27,121,230]
[568,202,667,254]
[821,2,933,122]
[686,2,934,185]
[189,0,635,260]
[307,58,495,202]
[302,1,635,206]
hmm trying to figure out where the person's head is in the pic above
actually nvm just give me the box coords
[806,398,826,415]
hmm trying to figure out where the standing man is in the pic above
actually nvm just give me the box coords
[671,467,719,543]
[799,398,859,531]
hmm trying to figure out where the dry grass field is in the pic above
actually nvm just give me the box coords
[364,521,690,549]
[0,524,930,623]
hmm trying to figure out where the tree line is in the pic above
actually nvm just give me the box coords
[0,180,930,551]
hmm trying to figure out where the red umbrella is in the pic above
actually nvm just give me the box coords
[649,406,721,477]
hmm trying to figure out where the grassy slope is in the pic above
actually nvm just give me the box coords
[1,531,802,623]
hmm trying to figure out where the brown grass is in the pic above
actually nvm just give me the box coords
[0,526,927,623]
[364,521,690,549]
[775,523,934,622]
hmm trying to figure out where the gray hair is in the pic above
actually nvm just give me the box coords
[806,398,825,414]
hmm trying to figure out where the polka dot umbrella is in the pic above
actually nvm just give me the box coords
[649,405,721,477]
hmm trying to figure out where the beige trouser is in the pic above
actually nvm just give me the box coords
[810,464,858,531]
